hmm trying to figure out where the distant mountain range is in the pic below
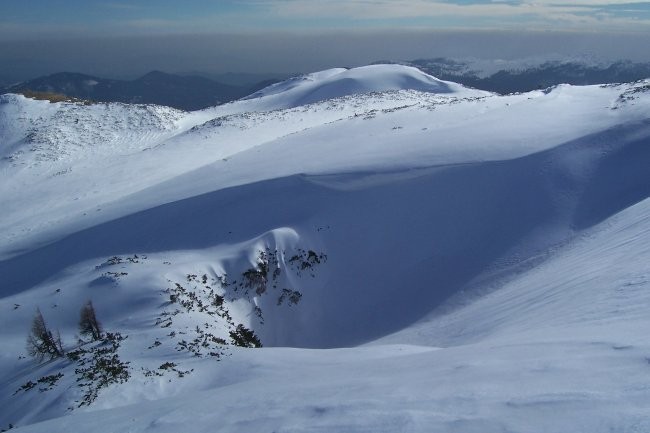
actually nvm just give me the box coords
[406,58,650,93]
[3,58,650,111]
[1,71,279,110]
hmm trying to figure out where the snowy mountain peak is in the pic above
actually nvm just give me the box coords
[244,64,487,109]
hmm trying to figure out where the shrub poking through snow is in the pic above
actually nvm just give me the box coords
[79,300,103,341]
[230,324,262,348]
[277,289,303,306]
[72,332,130,407]
[26,309,64,361]
[287,249,327,277]
[14,373,64,395]
[20,303,131,408]
[242,249,281,295]
[17,248,325,411]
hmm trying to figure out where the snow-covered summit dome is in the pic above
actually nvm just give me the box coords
[244,64,487,109]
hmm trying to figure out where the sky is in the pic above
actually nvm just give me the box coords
[1,0,650,80]
[3,0,650,35]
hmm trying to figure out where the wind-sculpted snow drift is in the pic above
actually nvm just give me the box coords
[0,65,649,432]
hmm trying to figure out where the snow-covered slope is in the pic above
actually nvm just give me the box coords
[242,64,487,109]
[1,65,649,432]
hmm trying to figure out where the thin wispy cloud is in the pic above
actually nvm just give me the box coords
[252,0,650,28]
[1,0,649,37]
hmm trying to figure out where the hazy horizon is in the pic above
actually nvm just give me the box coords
[2,0,650,83]
[2,30,650,84]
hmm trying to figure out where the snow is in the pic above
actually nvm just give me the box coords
[0,65,649,432]
[242,64,486,109]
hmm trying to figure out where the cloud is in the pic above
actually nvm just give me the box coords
[241,0,650,31]
[1,0,649,40]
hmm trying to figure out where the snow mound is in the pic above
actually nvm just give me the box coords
[0,94,185,166]
[244,64,486,109]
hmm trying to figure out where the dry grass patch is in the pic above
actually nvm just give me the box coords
[19,90,94,105]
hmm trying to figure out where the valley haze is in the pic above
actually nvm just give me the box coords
[3,30,650,84]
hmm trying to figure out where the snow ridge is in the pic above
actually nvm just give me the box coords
[1,65,650,432]
[243,64,487,109]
